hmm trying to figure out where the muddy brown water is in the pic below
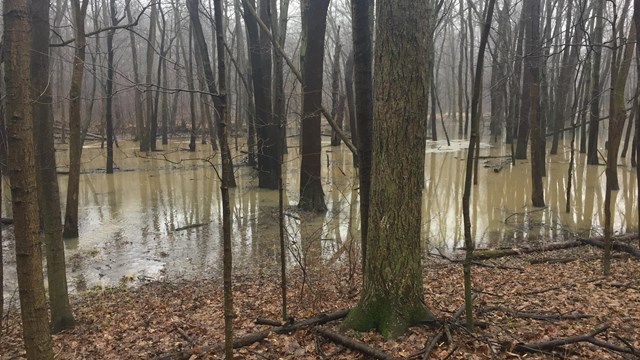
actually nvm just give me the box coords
[1,136,637,304]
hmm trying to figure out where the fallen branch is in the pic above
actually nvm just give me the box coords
[314,327,394,360]
[577,237,640,259]
[470,241,585,260]
[508,324,638,355]
[154,308,349,360]
[478,306,593,321]
[415,298,472,360]
[173,222,210,232]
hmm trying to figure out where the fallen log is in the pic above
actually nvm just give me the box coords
[470,241,584,260]
[577,237,640,259]
[153,308,349,360]
[314,327,394,360]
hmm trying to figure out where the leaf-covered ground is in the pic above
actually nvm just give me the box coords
[2,244,640,359]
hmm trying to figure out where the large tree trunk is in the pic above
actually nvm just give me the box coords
[344,0,434,339]
[4,0,54,356]
[63,0,89,239]
[586,0,604,165]
[31,0,75,332]
[525,0,545,207]
[257,0,279,189]
[297,0,329,212]
[635,0,640,235]
[352,0,373,263]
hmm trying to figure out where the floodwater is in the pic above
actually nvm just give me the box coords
[1,133,638,303]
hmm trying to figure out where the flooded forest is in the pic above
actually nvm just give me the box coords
[1,0,640,359]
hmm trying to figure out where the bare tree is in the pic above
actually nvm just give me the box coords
[344,0,434,339]
[4,0,54,355]
[297,0,330,211]
[63,0,90,239]
[32,0,75,331]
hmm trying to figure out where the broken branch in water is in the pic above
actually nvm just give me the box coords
[173,222,210,232]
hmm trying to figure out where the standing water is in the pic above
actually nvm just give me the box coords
[1,136,637,303]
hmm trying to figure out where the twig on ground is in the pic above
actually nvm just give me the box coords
[313,327,394,360]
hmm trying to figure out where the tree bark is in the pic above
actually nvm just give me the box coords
[587,0,604,165]
[63,0,89,239]
[4,0,55,356]
[635,0,640,235]
[344,0,435,339]
[524,0,545,207]
[257,0,279,189]
[125,4,144,142]
[297,0,330,212]
[31,0,75,331]
[352,0,373,265]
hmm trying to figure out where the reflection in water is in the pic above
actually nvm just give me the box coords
[1,135,637,301]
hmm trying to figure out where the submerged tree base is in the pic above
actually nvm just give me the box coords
[297,192,327,213]
[343,296,435,339]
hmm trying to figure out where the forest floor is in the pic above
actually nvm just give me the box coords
[2,242,640,359]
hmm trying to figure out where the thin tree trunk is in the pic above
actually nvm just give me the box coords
[188,0,237,188]
[344,51,358,166]
[31,0,75,331]
[125,4,144,142]
[105,0,120,173]
[63,0,89,239]
[330,28,343,146]
[463,0,496,332]
[142,2,158,153]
